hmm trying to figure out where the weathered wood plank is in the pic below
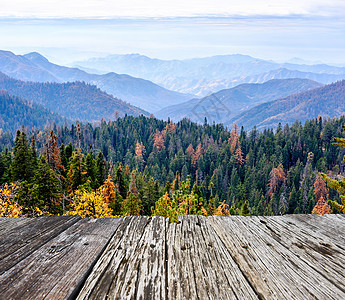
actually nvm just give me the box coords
[0,215,80,275]
[0,217,121,300]
[208,216,345,299]
[77,216,166,299]
[0,217,34,236]
[250,215,345,294]
[167,215,258,300]
[283,214,345,246]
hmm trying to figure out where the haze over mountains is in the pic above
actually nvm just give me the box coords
[0,71,146,122]
[0,50,192,112]
[74,54,345,96]
[155,79,323,124]
[1,49,345,132]
[229,80,345,130]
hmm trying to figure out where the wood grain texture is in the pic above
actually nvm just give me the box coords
[166,215,258,300]
[208,215,345,300]
[0,217,33,237]
[255,215,345,294]
[0,215,80,275]
[0,217,121,300]
[76,216,166,300]
[0,214,344,300]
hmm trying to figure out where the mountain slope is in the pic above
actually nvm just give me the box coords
[23,52,193,112]
[0,50,59,82]
[0,72,147,121]
[230,80,345,130]
[0,90,68,133]
[0,50,193,112]
[155,79,323,124]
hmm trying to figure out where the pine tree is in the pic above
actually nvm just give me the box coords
[122,192,142,216]
[34,156,62,215]
[240,201,251,216]
[67,149,86,192]
[115,165,127,199]
[86,153,98,188]
[96,151,107,185]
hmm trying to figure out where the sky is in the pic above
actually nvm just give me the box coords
[0,0,345,65]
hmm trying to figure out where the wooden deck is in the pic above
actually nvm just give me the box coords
[0,214,344,299]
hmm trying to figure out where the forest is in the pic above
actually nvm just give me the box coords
[0,114,344,219]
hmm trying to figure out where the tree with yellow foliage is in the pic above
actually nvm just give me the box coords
[0,183,23,217]
[66,187,112,218]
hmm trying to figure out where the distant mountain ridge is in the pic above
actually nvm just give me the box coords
[0,72,147,122]
[0,50,193,112]
[74,53,345,96]
[155,78,323,124]
[229,80,345,130]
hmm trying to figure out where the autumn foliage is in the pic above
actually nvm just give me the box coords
[66,188,112,218]
[0,183,22,217]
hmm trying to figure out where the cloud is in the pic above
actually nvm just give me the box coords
[1,0,345,18]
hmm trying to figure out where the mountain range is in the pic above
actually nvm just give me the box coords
[1,49,345,133]
[0,72,147,122]
[74,54,345,96]
[0,50,192,112]
[155,79,323,124]
[229,80,345,130]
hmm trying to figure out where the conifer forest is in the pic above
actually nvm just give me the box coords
[1,114,344,219]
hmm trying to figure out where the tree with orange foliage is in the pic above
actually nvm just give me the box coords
[214,201,230,216]
[268,164,285,198]
[165,120,176,133]
[153,130,165,151]
[312,195,332,215]
[192,143,203,166]
[135,140,146,161]
[235,144,245,165]
[102,174,116,204]
[103,174,123,215]
[312,174,332,215]
[229,123,239,154]
[45,130,63,171]
[186,144,194,157]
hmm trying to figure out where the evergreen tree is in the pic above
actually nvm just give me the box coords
[12,129,35,181]
[122,192,142,216]
[34,156,62,214]
[67,149,86,192]
[240,201,251,216]
[96,151,107,185]
[115,165,127,199]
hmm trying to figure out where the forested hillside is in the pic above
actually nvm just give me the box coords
[156,78,323,123]
[0,72,147,121]
[231,80,345,130]
[0,90,68,133]
[0,115,343,218]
